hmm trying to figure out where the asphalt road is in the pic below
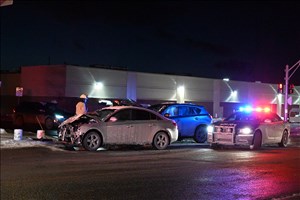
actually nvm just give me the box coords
[1,138,300,200]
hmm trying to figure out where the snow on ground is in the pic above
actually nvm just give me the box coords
[0,128,64,151]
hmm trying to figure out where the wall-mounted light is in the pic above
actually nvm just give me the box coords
[223,78,230,81]
[177,85,185,103]
[94,82,103,89]
[226,90,238,102]
[177,85,185,94]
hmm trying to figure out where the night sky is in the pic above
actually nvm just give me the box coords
[1,1,300,84]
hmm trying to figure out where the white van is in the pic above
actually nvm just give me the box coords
[289,108,300,123]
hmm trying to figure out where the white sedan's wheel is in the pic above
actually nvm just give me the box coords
[153,132,169,150]
[82,131,102,151]
[278,130,289,147]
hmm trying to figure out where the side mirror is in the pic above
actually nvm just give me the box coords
[264,119,272,123]
[109,117,118,122]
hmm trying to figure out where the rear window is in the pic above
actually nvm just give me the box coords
[189,106,203,115]
[132,109,161,120]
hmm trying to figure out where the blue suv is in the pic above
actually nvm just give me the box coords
[149,103,212,143]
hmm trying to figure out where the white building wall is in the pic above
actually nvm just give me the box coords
[219,80,279,105]
[176,76,214,102]
[127,72,137,101]
[292,86,300,105]
[64,65,299,117]
[136,73,177,101]
[135,72,214,102]
[65,65,127,98]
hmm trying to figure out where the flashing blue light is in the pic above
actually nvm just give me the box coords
[244,106,252,112]
[239,105,252,113]
[239,105,271,113]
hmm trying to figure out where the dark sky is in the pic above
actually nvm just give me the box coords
[1,0,300,84]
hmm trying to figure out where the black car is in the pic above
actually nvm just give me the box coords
[13,101,73,130]
[148,102,212,143]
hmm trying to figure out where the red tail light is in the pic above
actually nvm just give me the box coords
[172,120,177,127]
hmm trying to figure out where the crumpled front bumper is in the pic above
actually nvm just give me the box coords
[58,125,82,145]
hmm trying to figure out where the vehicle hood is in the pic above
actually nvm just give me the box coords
[58,113,101,127]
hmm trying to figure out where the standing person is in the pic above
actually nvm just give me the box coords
[76,94,88,115]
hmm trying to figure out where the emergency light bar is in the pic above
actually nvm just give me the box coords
[239,106,271,113]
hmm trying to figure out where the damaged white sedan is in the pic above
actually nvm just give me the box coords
[58,106,178,151]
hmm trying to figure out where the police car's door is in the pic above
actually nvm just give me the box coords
[260,117,274,143]
[262,114,284,142]
[269,113,286,141]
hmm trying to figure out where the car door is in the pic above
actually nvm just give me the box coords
[262,114,284,142]
[177,105,197,137]
[269,114,286,141]
[130,109,158,144]
[164,105,184,137]
[260,117,274,143]
[105,109,134,144]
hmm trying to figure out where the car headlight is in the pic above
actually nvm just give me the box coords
[55,114,64,120]
[207,125,214,134]
[239,127,252,134]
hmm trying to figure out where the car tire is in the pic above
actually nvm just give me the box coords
[82,131,102,151]
[153,132,169,150]
[250,131,262,150]
[45,117,54,130]
[278,130,289,147]
[194,125,207,143]
[13,115,24,128]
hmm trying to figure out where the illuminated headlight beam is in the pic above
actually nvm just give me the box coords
[55,114,64,120]
[207,125,214,134]
[239,127,252,134]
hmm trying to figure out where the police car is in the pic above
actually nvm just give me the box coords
[207,106,290,150]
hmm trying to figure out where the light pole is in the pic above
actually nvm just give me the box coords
[284,60,300,122]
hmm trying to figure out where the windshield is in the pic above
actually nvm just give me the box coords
[95,109,116,120]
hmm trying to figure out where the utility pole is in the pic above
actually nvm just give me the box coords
[284,60,300,122]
